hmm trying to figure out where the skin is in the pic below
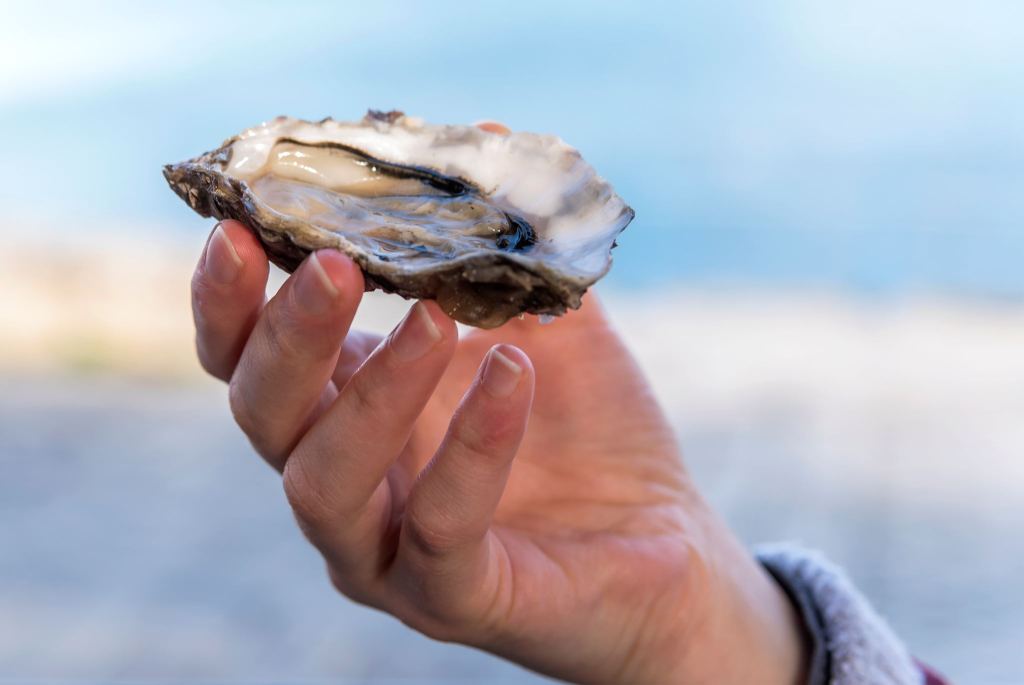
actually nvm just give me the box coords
[190,122,810,684]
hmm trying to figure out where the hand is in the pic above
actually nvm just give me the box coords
[190,124,809,684]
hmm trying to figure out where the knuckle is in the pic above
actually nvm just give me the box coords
[345,368,388,423]
[263,295,348,366]
[326,563,363,601]
[326,565,378,609]
[226,364,291,467]
[327,565,353,596]
[227,378,257,437]
[392,576,477,641]
[400,613,462,644]
[403,506,459,560]
[449,419,505,461]
[261,303,306,362]
[282,458,334,531]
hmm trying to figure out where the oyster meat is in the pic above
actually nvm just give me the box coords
[164,110,633,328]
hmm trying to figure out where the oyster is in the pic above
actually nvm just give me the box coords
[164,110,633,328]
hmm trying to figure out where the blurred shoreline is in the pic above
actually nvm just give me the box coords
[4,236,1024,379]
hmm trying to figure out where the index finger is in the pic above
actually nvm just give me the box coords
[192,220,270,381]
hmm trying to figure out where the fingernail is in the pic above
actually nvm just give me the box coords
[482,346,522,398]
[294,252,339,315]
[391,302,442,362]
[205,224,242,285]
[472,119,512,135]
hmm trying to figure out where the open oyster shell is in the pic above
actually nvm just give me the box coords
[164,111,633,328]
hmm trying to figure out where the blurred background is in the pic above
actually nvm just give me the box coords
[2,1,1022,682]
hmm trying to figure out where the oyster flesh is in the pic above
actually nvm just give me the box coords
[164,111,633,328]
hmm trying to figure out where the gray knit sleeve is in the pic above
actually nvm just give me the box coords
[755,544,923,685]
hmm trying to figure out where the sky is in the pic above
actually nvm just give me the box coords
[2,0,1022,295]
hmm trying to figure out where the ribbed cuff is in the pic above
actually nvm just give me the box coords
[755,543,924,685]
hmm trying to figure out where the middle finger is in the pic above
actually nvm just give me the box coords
[229,249,364,470]
[281,300,457,575]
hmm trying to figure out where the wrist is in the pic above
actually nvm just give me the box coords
[650,501,811,684]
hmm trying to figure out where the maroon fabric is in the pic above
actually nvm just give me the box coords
[915,658,951,685]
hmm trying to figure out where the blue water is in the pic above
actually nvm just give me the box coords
[2,1,1022,296]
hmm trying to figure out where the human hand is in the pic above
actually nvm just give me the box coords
[190,122,809,684]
